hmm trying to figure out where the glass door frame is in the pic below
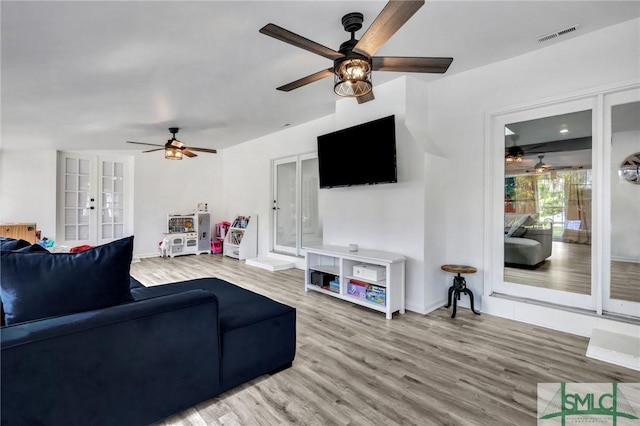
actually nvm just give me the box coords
[602,87,640,318]
[487,96,599,311]
[272,152,320,257]
[57,152,133,247]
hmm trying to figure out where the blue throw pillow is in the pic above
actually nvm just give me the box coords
[0,236,134,325]
[0,242,49,326]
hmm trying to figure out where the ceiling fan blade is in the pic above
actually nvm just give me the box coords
[182,149,198,158]
[372,56,453,73]
[353,0,425,57]
[170,140,184,149]
[260,23,344,61]
[142,148,165,153]
[127,141,164,148]
[185,147,217,154]
[357,91,375,104]
[277,68,334,92]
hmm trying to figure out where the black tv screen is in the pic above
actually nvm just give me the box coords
[317,115,397,188]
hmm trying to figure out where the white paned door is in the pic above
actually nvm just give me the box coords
[57,152,133,248]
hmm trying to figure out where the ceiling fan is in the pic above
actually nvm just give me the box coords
[126,128,217,160]
[259,0,453,104]
[505,134,549,163]
[533,154,550,173]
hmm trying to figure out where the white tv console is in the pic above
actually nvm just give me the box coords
[304,245,406,320]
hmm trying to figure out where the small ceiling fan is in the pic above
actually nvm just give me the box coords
[534,154,551,173]
[259,0,453,104]
[126,128,217,160]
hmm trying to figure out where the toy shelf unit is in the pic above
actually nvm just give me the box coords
[165,212,211,257]
[223,215,257,260]
[304,245,406,320]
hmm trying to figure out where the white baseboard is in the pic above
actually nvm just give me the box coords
[406,298,447,315]
[133,252,160,260]
[405,302,427,315]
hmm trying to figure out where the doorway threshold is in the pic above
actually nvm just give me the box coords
[587,328,640,371]
[245,257,296,272]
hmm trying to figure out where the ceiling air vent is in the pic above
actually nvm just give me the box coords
[537,24,579,43]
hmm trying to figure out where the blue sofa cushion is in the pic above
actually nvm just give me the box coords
[0,236,134,325]
[131,277,297,391]
[130,277,293,332]
[15,243,50,253]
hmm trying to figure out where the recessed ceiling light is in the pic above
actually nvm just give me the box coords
[560,129,569,134]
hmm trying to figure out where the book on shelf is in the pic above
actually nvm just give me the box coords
[229,230,244,245]
[231,215,250,229]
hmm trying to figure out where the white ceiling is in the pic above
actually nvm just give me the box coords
[2,1,639,153]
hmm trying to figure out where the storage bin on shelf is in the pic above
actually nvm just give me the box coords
[347,279,367,298]
[353,264,386,281]
[310,270,334,288]
[366,284,386,305]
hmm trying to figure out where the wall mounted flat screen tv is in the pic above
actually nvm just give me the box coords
[317,115,397,188]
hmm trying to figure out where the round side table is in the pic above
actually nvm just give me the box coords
[441,264,480,318]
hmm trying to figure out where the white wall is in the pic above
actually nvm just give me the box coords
[0,150,58,240]
[425,18,640,310]
[132,152,224,256]
[611,130,640,262]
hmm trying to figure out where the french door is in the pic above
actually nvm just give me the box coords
[272,153,322,256]
[57,152,133,247]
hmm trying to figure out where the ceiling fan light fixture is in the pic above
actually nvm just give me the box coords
[165,147,183,160]
[334,57,372,97]
[505,145,524,163]
[534,154,546,173]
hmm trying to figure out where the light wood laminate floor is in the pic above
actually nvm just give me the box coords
[504,241,640,302]
[130,254,639,426]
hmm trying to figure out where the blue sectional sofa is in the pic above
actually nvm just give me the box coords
[0,237,296,426]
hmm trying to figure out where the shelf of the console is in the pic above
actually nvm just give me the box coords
[306,285,386,313]
[345,275,386,287]
[309,265,339,276]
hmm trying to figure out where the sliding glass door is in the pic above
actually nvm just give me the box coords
[603,89,640,318]
[490,85,640,319]
[492,97,597,310]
